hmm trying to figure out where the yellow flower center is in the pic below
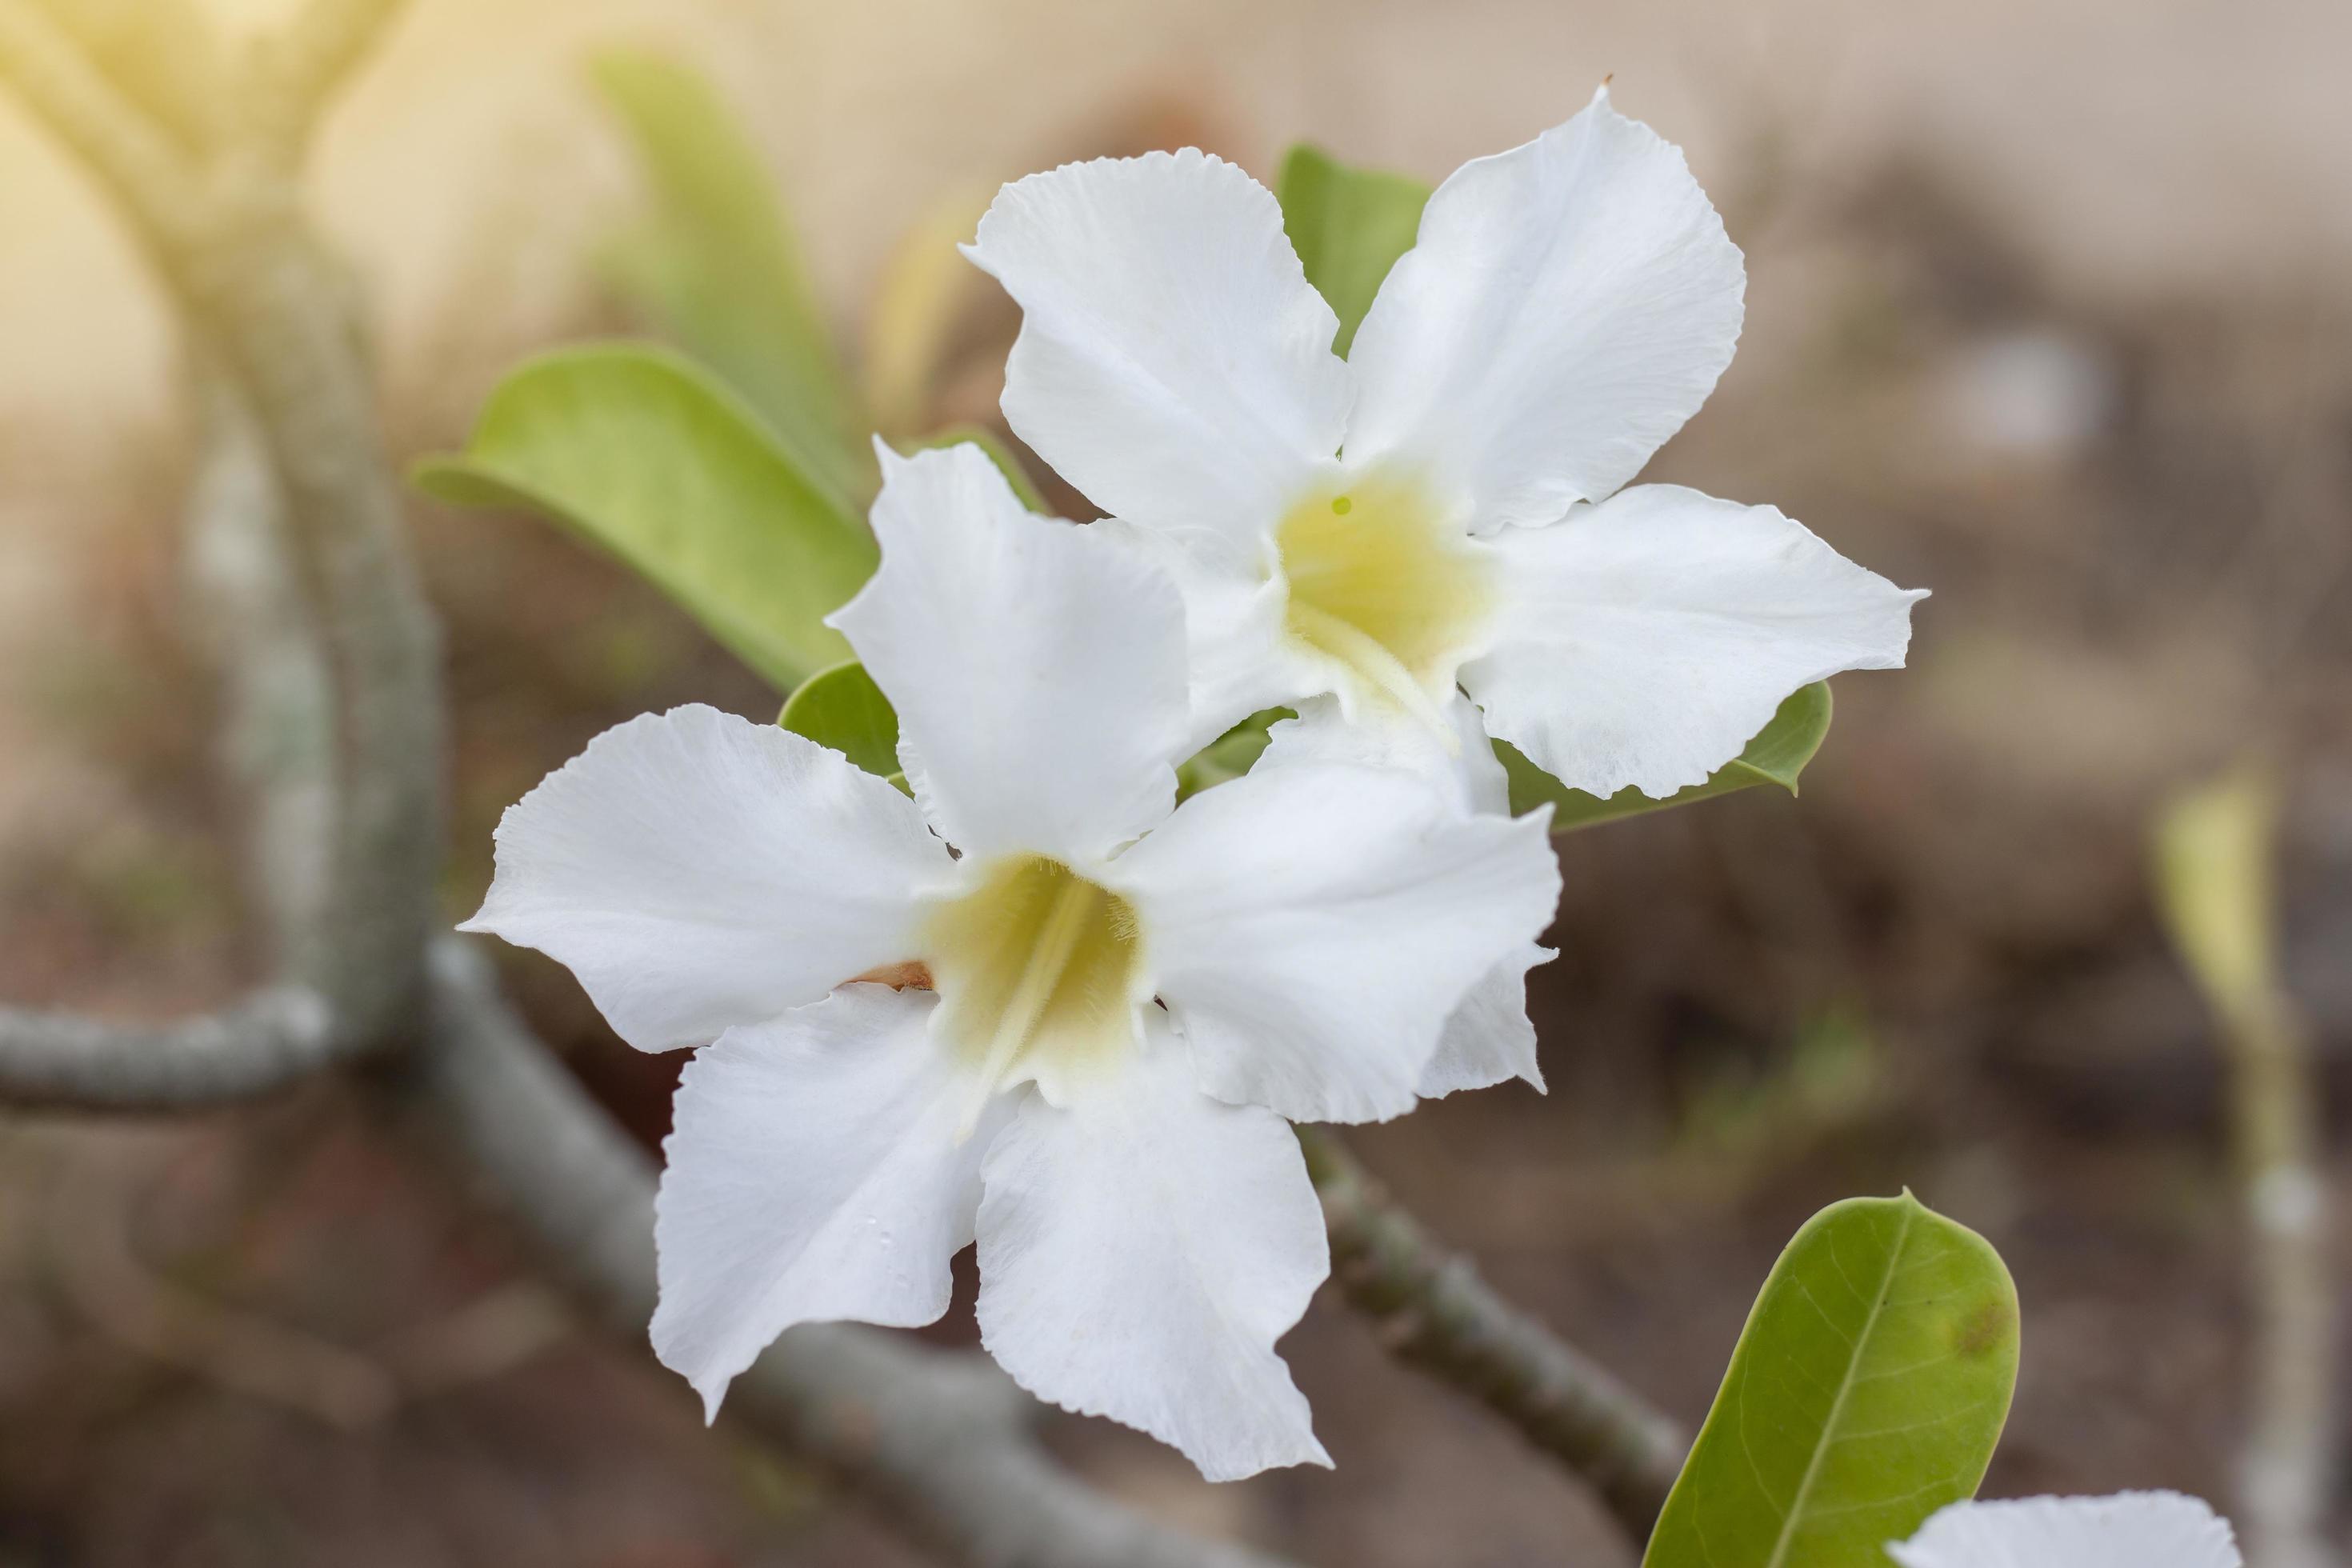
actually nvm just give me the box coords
[920,854,1144,1098]
[1274,470,1498,728]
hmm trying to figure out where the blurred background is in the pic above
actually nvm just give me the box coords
[3,0,2350,1562]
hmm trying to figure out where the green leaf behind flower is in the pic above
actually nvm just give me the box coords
[1502,682,1834,832]
[1175,709,1292,801]
[413,344,876,694]
[590,48,871,502]
[778,659,902,784]
[1642,1192,2018,1568]
[1274,144,1431,357]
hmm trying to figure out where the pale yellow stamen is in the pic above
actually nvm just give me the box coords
[1275,470,1497,738]
[918,854,1142,1132]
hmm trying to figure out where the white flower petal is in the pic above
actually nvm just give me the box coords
[830,442,1191,862]
[1422,944,1550,1097]
[1345,87,1746,529]
[1114,758,1562,1124]
[964,150,1351,555]
[1255,696,1554,1100]
[1462,483,1926,800]
[974,1017,1330,1482]
[1886,1492,2242,1568]
[652,986,1012,1421]
[1092,517,1308,751]
[1257,690,1504,816]
[460,705,948,1052]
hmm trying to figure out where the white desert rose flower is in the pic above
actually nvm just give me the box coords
[1888,1491,2242,1568]
[962,85,1923,1099]
[459,441,1562,1480]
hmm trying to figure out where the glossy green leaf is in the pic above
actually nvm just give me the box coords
[1274,144,1430,357]
[778,659,902,783]
[413,344,877,694]
[1642,1193,2018,1568]
[1174,708,1292,800]
[902,426,1050,514]
[1503,682,1834,831]
[590,48,871,502]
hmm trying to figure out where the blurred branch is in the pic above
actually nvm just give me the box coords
[1300,1128,1686,1544]
[43,1130,401,1429]
[2154,769,2337,1568]
[181,366,338,976]
[415,940,1297,1568]
[245,0,411,162]
[0,0,443,1055]
[0,990,337,1111]
[0,0,201,247]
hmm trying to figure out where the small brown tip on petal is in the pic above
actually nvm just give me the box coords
[849,960,935,991]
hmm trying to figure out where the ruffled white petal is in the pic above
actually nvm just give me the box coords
[974,1017,1330,1482]
[1113,758,1562,1124]
[1344,87,1746,530]
[830,442,1191,863]
[1886,1492,2242,1568]
[1462,483,1926,800]
[651,986,1012,1420]
[964,150,1350,558]
[1256,696,1554,1098]
[1421,944,1550,1096]
[460,705,948,1052]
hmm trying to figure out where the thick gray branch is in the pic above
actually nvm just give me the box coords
[0,0,443,1056]
[0,988,336,1110]
[1300,1128,1686,1543]
[414,941,1294,1568]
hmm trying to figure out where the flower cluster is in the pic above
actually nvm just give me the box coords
[463,88,1922,1480]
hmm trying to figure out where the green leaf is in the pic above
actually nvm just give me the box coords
[902,426,1050,514]
[590,48,871,502]
[1642,1193,2018,1568]
[778,659,902,782]
[1274,144,1430,357]
[1175,709,1292,801]
[1503,682,1834,831]
[413,343,878,694]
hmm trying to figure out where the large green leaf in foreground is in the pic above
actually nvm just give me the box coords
[414,345,877,693]
[1642,1193,2018,1568]
[1504,682,1835,832]
[590,48,870,502]
[1274,144,1430,357]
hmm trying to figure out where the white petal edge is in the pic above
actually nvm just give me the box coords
[1254,695,1556,1098]
[964,149,1350,560]
[459,705,949,1052]
[1462,483,1926,800]
[1344,86,1746,530]
[1115,758,1562,1124]
[830,442,1191,863]
[651,986,1014,1420]
[1422,943,1552,1097]
[974,1015,1330,1482]
[1886,1491,2242,1568]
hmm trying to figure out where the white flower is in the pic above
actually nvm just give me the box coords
[459,442,1562,1481]
[964,85,1926,806]
[1888,1492,2242,1567]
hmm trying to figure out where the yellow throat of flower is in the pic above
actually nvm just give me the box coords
[920,854,1144,1104]
[1274,470,1498,730]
